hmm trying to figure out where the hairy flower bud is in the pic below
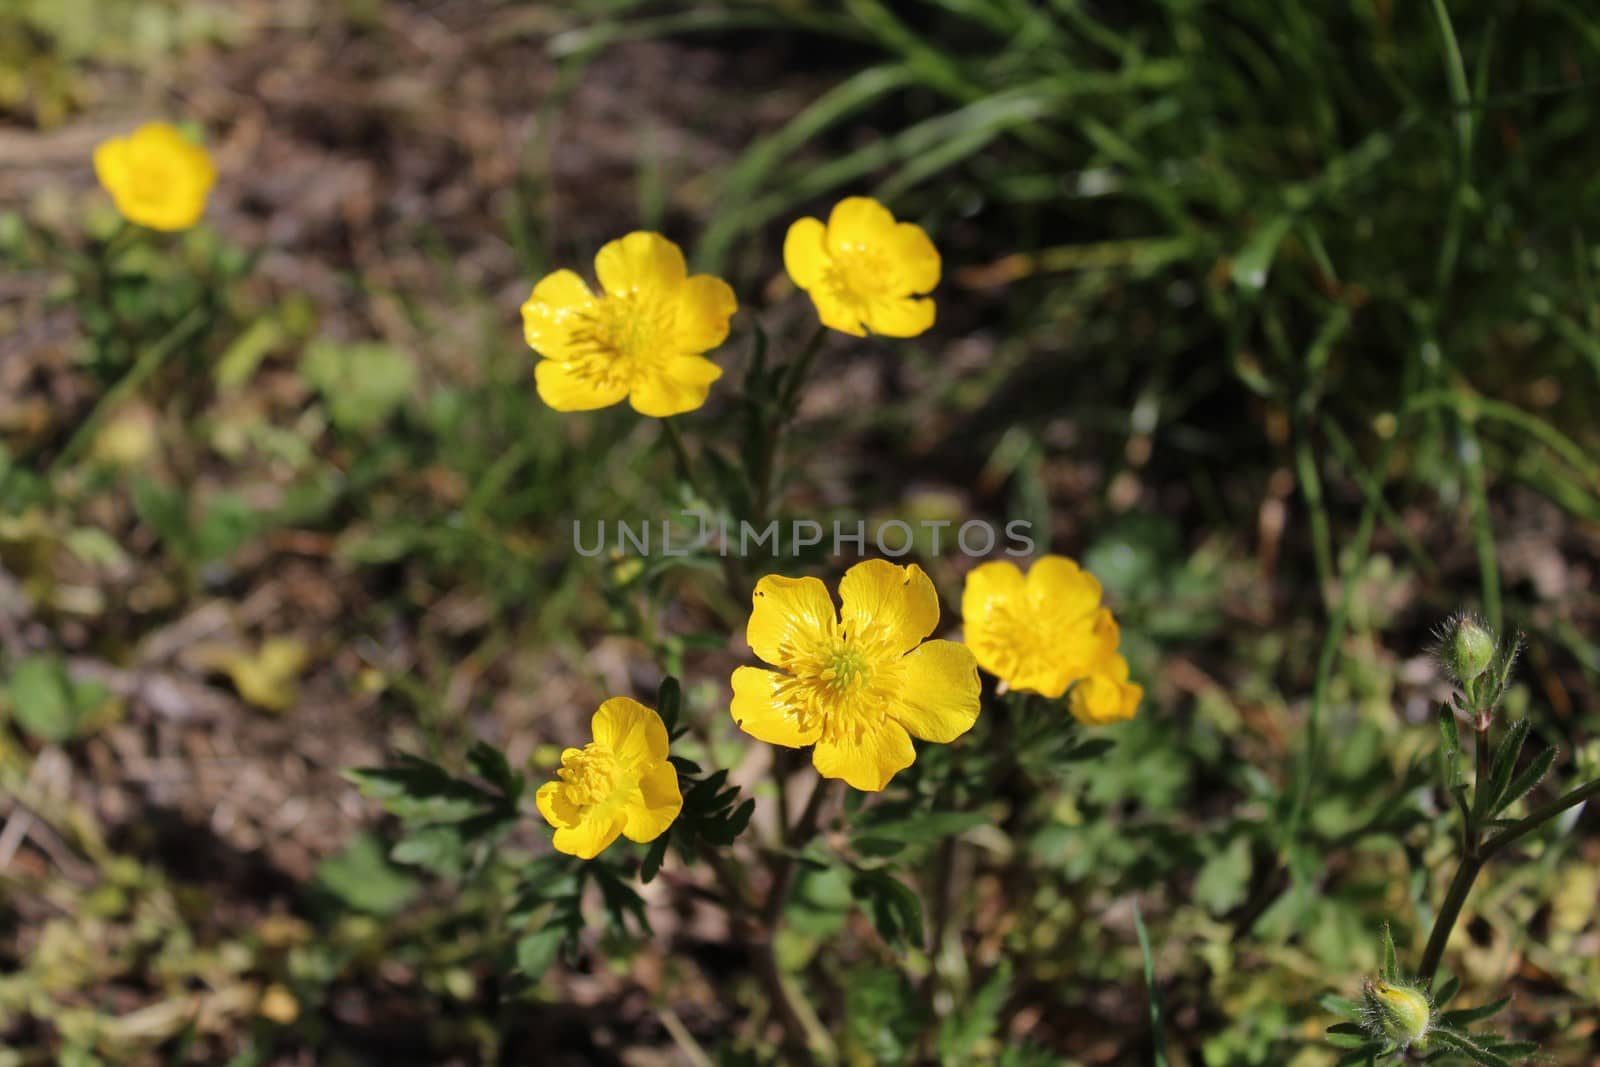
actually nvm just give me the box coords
[1361,979,1432,1049]
[1440,614,1496,683]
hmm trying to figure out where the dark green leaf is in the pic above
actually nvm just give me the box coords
[1491,745,1556,817]
[852,869,923,949]
[1380,922,1399,983]
[1320,994,1361,1015]
[1064,737,1117,762]
[1333,1043,1389,1066]
[467,741,522,801]
[853,810,988,846]
[656,676,683,735]
[344,756,496,823]
[1440,996,1511,1027]
[315,834,419,916]
[515,927,567,980]
[640,833,670,884]
[390,825,467,876]
[1474,719,1530,821]
[1429,1027,1519,1067]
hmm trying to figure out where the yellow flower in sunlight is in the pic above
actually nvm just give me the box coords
[521,232,737,416]
[783,196,939,337]
[93,122,216,232]
[535,697,682,859]
[1068,653,1143,725]
[961,555,1121,701]
[731,559,980,792]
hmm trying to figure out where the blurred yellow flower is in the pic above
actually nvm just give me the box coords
[1068,653,1143,725]
[535,697,682,859]
[783,196,939,337]
[961,555,1122,701]
[521,232,737,416]
[731,559,979,792]
[93,122,216,232]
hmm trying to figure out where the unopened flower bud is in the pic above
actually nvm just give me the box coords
[1442,614,1496,682]
[1362,979,1432,1048]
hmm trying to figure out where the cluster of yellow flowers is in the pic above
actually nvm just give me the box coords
[87,122,1138,862]
[519,196,941,414]
[543,552,1139,857]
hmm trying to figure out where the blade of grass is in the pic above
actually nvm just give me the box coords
[1133,901,1168,1067]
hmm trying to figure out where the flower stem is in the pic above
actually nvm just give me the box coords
[1418,852,1482,986]
[777,324,828,413]
[660,417,703,497]
[1480,776,1600,860]
[752,324,828,525]
[49,304,207,478]
[1419,774,1600,984]
[757,774,838,1064]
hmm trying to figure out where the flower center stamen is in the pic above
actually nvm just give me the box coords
[567,294,677,390]
[558,742,624,808]
[819,644,872,692]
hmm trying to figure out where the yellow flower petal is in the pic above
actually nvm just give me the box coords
[807,285,869,337]
[889,221,940,294]
[675,275,738,352]
[863,295,936,338]
[746,574,837,667]
[730,666,823,747]
[811,716,915,792]
[591,696,668,771]
[826,196,898,257]
[534,356,630,411]
[92,140,132,202]
[1025,555,1102,617]
[552,809,627,859]
[838,559,939,657]
[961,560,1026,615]
[628,355,724,418]
[1069,655,1142,725]
[623,761,682,843]
[534,779,580,828]
[521,269,594,359]
[892,640,980,742]
[594,231,687,298]
[783,216,830,290]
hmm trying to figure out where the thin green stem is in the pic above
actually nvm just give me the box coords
[777,324,829,413]
[1418,850,1483,986]
[1481,776,1600,860]
[1293,411,1335,604]
[1284,434,1393,848]
[659,417,703,497]
[753,323,827,527]
[758,774,838,1064]
[49,305,208,478]
[1421,774,1600,984]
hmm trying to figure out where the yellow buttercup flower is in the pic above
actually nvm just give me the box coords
[961,555,1121,700]
[521,232,737,417]
[731,559,980,792]
[93,122,216,232]
[783,197,939,337]
[1068,653,1143,725]
[535,697,683,859]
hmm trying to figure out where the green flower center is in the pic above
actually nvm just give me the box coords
[819,644,873,692]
